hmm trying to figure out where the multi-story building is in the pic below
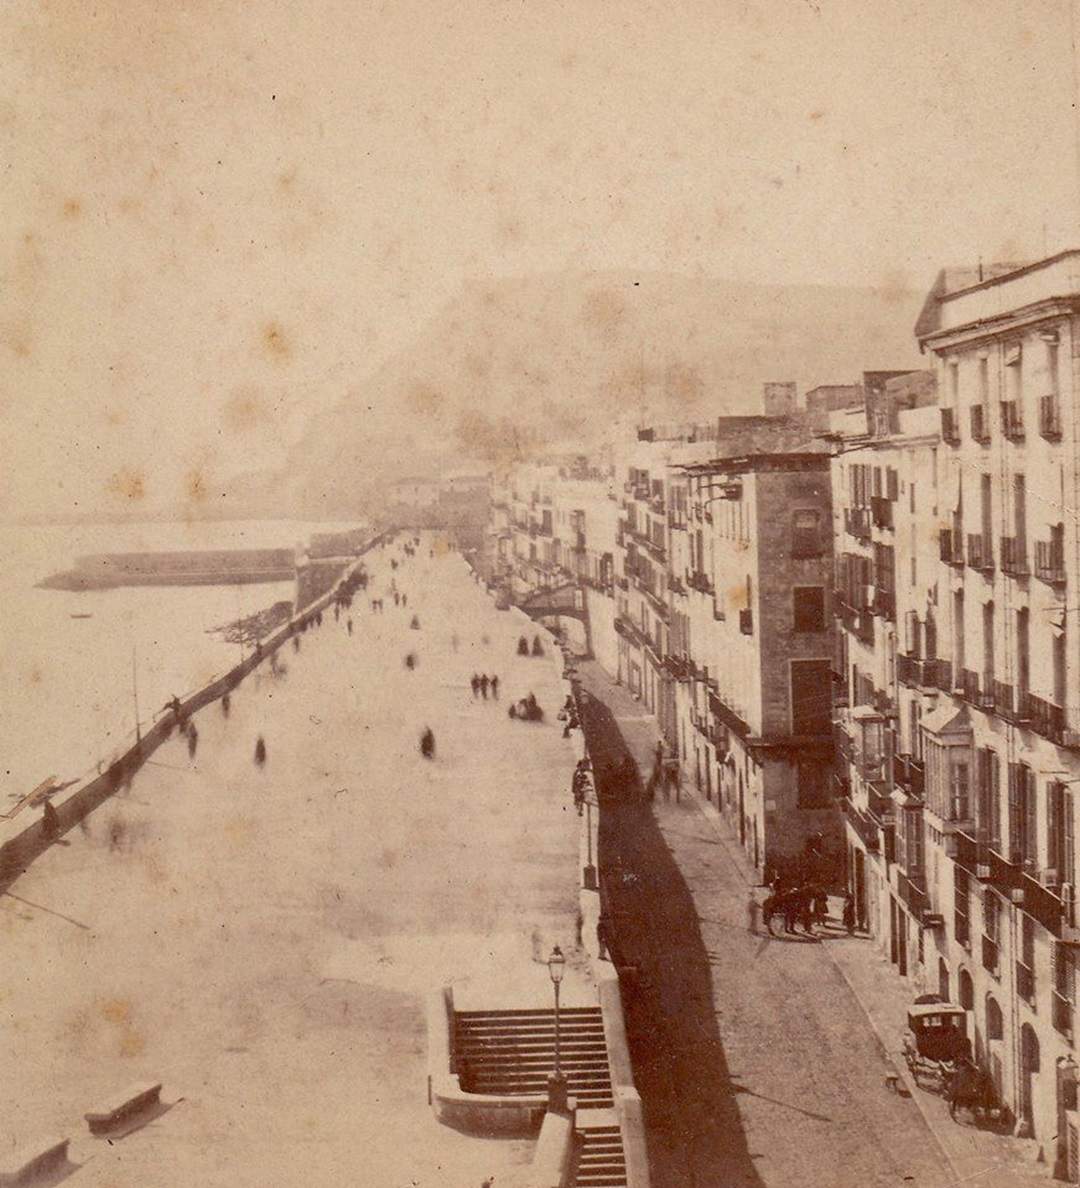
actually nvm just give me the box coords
[912,251,1080,1155]
[673,446,840,879]
[829,372,939,962]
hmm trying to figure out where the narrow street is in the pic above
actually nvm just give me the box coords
[0,541,580,1187]
[575,662,955,1188]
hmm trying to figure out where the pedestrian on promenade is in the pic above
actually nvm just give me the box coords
[221,693,230,717]
[747,888,760,935]
[410,614,420,630]
[813,887,829,928]
[597,914,610,961]
[797,891,816,937]
[254,735,267,767]
[420,727,436,760]
[402,593,408,607]
[293,634,301,653]
[490,675,499,699]
[531,634,544,656]
[394,592,400,607]
[782,890,800,935]
[517,636,529,656]
[187,722,199,760]
[842,893,857,935]
[347,618,353,636]
[479,674,489,699]
[471,674,480,699]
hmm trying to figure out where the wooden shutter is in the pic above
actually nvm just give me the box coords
[1024,767,1037,868]
[1008,763,1022,864]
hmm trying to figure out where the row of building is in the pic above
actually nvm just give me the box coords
[484,250,1080,1170]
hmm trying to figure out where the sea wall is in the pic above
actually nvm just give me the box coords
[0,532,390,889]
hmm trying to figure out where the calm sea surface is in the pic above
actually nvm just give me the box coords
[0,519,363,803]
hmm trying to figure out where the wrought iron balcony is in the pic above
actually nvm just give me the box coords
[686,569,714,595]
[870,495,893,530]
[940,527,963,566]
[1034,538,1066,586]
[959,668,981,704]
[1000,399,1025,441]
[941,407,960,445]
[845,506,871,543]
[1040,393,1063,441]
[1000,536,1028,576]
[1020,691,1066,745]
[966,533,994,572]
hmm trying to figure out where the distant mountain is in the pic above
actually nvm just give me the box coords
[274,270,927,515]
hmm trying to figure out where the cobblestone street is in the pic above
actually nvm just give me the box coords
[575,659,960,1188]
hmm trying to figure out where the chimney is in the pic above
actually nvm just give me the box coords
[763,382,797,418]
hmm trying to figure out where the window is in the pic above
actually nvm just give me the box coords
[1014,474,1027,551]
[1048,781,1073,884]
[981,473,992,542]
[797,759,831,808]
[790,659,832,735]
[1054,628,1067,709]
[982,602,995,687]
[955,868,971,947]
[977,748,1002,852]
[953,590,965,676]
[1009,763,1037,868]
[793,586,826,633]
[1017,609,1030,699]
[791,509,822,557]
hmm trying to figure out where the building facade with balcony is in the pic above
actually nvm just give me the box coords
[674,449,839,880]
[911,252,1080,1156]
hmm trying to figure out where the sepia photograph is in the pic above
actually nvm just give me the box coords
[3,2,1080,1185]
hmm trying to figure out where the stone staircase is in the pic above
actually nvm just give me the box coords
[574,1109,628,1187]
[454,1006,615,1109]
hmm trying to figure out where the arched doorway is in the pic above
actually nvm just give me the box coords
[986,994,1004,1100]
[938,957,950,1003]
[1020,1024,1040,1137]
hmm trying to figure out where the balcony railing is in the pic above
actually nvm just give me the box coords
[1021,691,1066,745]
[893,753,925,799]
[1034,538,1066,586]
[870,495,893,530]
[992,679,1016,720]
[1001,536,1028,576]
[1040,393,1063,441]
[845,506,871,543]
[941,407,960,445]
[967,533,994,572]
[940,528,963,566]
[959,668,980,704]
[1053,991,1074,1038]
[686,570,714,595]
[970,403,991,443]
[1000,399,1025,441]
[897,871,929,919]
[931,658,953,693]
[872,587,895,620]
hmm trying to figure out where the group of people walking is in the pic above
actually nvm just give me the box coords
[470,673,499,700]
[517,634,545,657]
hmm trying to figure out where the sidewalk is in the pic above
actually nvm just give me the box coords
[571,656,1054,1188]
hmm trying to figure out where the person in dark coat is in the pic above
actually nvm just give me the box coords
[531,634,544,656]
[254,736,267,767]
[42,799,61,840]
[842,893,857,935]
[471,674,480,699]
[517,636,529,655]
[347,618,353,636]
[479,674,489,700]
[420,727,435,760]
[490,675,499,699]
[187,722,199,759]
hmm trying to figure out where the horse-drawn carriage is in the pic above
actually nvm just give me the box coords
[902,999,971,1093]
[901,997,1000,1123]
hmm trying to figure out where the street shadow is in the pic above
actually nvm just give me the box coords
[579,692,766,1188]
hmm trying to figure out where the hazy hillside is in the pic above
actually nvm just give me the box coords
[275,270,927,515]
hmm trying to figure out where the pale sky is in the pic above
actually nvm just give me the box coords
[1,0,1077,518]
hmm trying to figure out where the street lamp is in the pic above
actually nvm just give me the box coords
[547,945,568,1112]
[584,788,598,891]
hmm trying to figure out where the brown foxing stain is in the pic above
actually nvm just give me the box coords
[809,109,826,121]
[105,406,126,426]
[261,320,291,362]
[223,816,257,847]
[28,665,42,684]
[407,383,444,418]
[582,288,626,347]
[62,197,82,219]
[106,468,145,500]
[379,848,397,869]
[224,386,264,432]
[185,469,207,503]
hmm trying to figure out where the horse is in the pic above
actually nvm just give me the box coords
[946,1057,997,1123]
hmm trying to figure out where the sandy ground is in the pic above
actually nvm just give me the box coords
[1,541,581,1187]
